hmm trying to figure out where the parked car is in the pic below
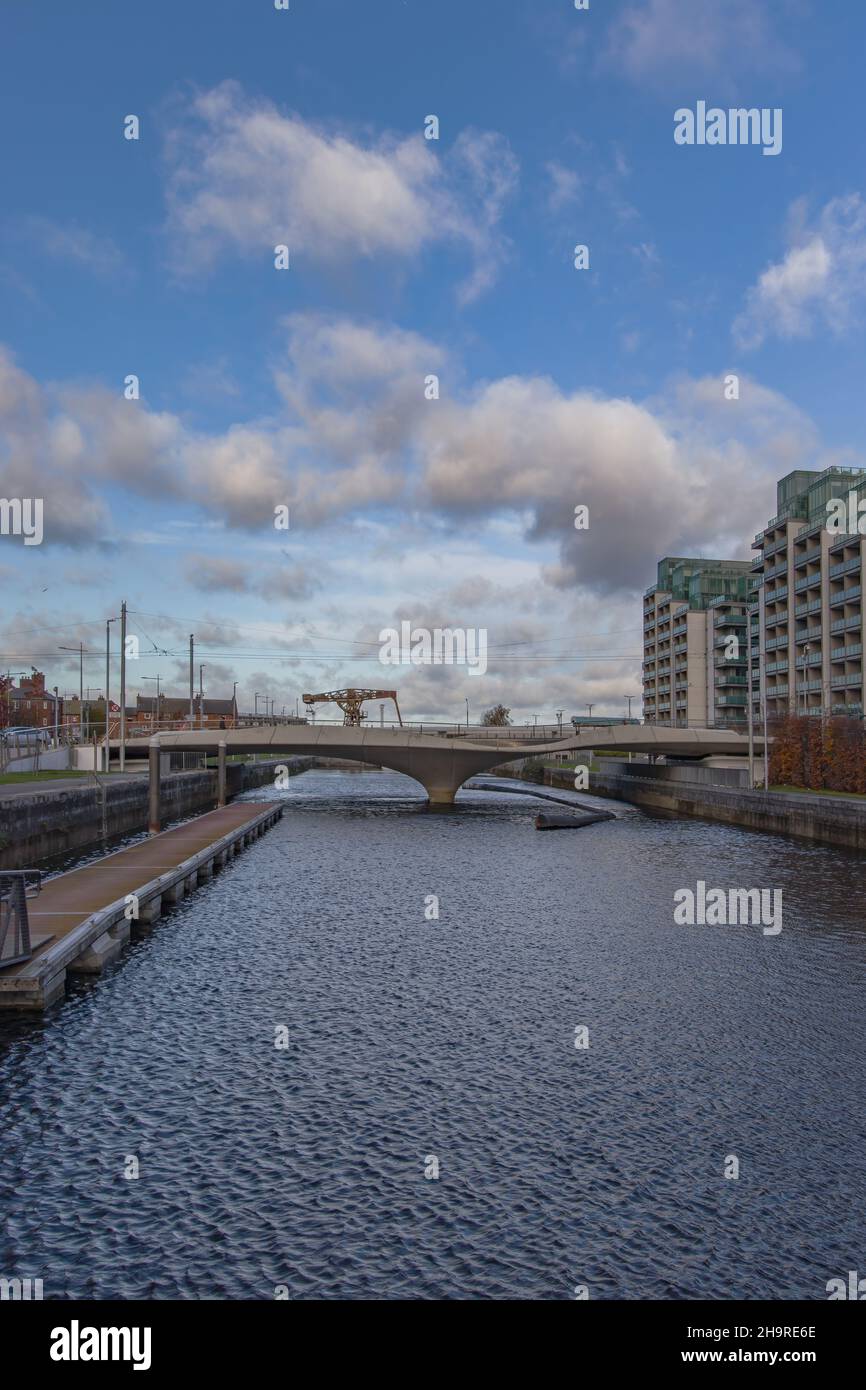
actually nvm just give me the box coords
[0,726,53,745]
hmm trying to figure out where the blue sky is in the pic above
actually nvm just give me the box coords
[2,0,866,721]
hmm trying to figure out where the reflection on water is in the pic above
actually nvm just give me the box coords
[1,768,864,1300]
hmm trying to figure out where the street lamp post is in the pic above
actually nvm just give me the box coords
[199,665,207,729]
[142,675,162,732]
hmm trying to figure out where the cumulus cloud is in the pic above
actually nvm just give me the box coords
[605,0,799,87]
[0,348,112,546]
[733,195,866,349]
[162,82,518,301]
[1,320,847,596]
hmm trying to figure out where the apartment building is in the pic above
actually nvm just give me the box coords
[706,592,752,728]
[643,557,752,727]
[750,466,866,720]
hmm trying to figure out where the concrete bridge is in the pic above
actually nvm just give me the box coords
[122,723,766,806]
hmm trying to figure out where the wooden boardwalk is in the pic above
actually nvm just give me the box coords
[0,802,282,1010]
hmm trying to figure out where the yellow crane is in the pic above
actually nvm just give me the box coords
[301,688,403,728]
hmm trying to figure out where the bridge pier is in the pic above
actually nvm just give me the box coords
[425,784,458,807]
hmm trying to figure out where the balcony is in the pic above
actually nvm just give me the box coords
[831,643,863,662]
[794,598,821,619]
[831,675,863,691]
[716,694,747,706]
[829,585,862,607]
[794,626,822,644]
[765,609,788,628]
[830,615,862,634]
[763,536,788,559]
[795,651,823,669]
[793,547,822,569]
[829,556,861,580]
[766,634,788,651]
[766,585,788,603]
[766,685,789,698]
[828,535,859,556]
[713,612,746,627]
[764,560,788,581]
[794,573,822,593]
[766,659,789,675]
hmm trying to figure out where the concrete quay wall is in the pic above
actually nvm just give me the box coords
[513,765,866,852]
[0,758,312,869]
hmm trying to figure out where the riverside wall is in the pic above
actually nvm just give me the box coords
[0,758,312,869]
[509,764,866,852]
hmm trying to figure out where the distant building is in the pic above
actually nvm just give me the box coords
[2,670,63,729]
[643,557,753,728]
[750,466,866,721]
[132,693,238,730]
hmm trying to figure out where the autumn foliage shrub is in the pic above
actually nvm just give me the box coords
[768,713,866,792]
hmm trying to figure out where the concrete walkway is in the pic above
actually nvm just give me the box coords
[1,802,282,1008]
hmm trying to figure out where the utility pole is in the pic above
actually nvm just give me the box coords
[189,635,195,727]
[105,616,116,772]
[119,600,127,772]
[142,675,162,731]
[199,665,206,728]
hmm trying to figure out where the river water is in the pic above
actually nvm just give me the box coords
[1,768,865,1300]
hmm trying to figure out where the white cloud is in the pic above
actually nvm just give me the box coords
[163,82,517,301]
[2,320,849,601]
[545,161,582,212]
[606,0,799,87]
[17,218,129,279]
[733,195,866,349]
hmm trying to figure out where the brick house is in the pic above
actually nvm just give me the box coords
[2,670,63,729]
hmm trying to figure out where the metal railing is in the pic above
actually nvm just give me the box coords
[0,872,42,968]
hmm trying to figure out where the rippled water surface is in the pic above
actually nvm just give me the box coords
[2,769,865,1300]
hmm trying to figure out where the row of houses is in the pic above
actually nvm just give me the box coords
[643,465,866,727]
[1,671,239,733]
